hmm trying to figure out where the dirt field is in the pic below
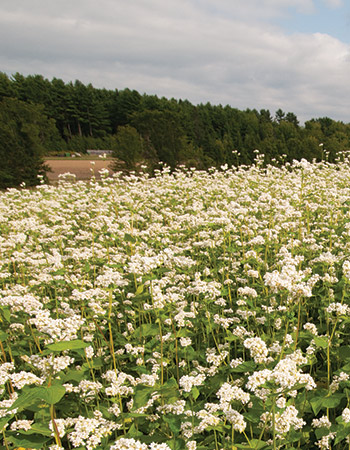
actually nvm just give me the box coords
[45,159,115,182]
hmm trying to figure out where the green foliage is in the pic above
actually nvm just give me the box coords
[46,339,90,352]
[112,125,144,170]
[0,97,56,188]
[131,109,186,168]
[3,72,350,175]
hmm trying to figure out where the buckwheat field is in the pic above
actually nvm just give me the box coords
[2,157,350,450]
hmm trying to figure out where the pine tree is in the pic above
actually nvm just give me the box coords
[0,98,53,188]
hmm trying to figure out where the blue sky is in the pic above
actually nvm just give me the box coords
[1,0,350,124]
[280,1,350,42]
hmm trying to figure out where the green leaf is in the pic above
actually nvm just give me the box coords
[340,362,350,372]
[27,423,52,437]
[8,433,50,449]
[0,331,8,342]
[192,386,200,400]
[123,412,149,419]
[41,385,66,405]
[124,233,136,243]
[11,387,46,412]
[52,268,65,276]
[125,422,144,438]
[133,323,159,337]
[225,331,239,342]
[244,411,261,424]
[166,438,185,450]
[0,415,13,432]
[315,428,331,439]
[335,424,350,444]
[46,339,90,352]
[310,393,344,414]
[230,360,256,373]
[310,397,325,415]
[132,385,154,410]
[62,368,88,383]
[163,414,182,434]
[160,377,178,391]
[0,307,11,322]
[323,393,345,408]
[135,284,144,295]
[81,357,103,370]
[235,440,268,449]
[11,385,66,411]
[176,329,191,338]
[314,336,328,349]
[339,346,350,360]
[156,378,179,403]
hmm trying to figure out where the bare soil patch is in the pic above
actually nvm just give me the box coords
[45,159,115,182]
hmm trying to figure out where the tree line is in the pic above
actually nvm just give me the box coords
[1,71,350,187]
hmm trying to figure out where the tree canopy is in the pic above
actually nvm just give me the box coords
[1,71,350,186]
[0,97,54,188]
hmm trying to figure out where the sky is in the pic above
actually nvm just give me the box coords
[1,0,350,124]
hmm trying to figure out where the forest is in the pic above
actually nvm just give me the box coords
[1,72,350,186]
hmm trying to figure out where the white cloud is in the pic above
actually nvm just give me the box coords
[1,0,350,122]
[322,0,343,8]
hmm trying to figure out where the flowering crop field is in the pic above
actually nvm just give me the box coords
[3,159,350,450]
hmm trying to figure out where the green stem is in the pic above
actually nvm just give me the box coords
[108,290,117,372]
[272,402,277,450]
[158,318,164,386]
[50,404,62,448]
[171,320,180,383]
[2,430,9,450]
[294,299,302,351]
[214,429,219,450]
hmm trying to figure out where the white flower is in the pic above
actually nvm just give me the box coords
[149,443,172,450]
[216,382,250,406]
[342,407,350,423]
[246,351,316,395]
[225,408,246,432]
[343,260,350,280]
[10,371,43,389]
[84,345,94,359]
[10,419,33,431]
[110,438,148,449]
[195,409,220,432]
[49,419,67,438]
[179,374,206,392]
[243,337,268,363]
[274,318,282,330]
[261,405,305,434]
[326,302,349,315]
[316,432,336,449]
[276,396,286,409]
[179,337,192,347]
[67,411,119,449]
[303,322,318,335]
[237,286,258,298]
[312,416,332,428]
[186,441,197,450]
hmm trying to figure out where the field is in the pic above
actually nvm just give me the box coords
[45,158,114,182]
[2,158,350,449]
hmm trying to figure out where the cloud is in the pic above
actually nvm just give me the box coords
[322,0,343,8]
[1,0,350,122]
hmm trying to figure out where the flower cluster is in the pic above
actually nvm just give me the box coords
[0,159,350,448]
